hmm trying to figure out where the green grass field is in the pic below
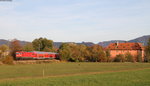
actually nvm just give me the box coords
[0,62,150,86]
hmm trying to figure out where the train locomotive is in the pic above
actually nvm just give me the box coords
[16,51,59,60]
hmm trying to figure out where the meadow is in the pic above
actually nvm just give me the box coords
[0,62,150,86]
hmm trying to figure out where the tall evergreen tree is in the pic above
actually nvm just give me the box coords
[145,38,150,62]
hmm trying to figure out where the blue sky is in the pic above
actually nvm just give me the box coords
[0,0,150,43]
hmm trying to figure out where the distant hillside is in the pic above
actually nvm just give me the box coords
[0,39,9,45]
[128,35,150,46]
[0,39,29,46]
[53,42,63,48]
[0,35,149,48]
[76,42,95,46]
[98,40,126,47]
[98,35,150,47]
[53,42,95,48]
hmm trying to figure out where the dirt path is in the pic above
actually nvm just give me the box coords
[46,67,150,78]
[0,67,150,82]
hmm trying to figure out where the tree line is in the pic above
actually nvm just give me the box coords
[0,37,150,64]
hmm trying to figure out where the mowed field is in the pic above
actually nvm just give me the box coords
[0,62,150,86]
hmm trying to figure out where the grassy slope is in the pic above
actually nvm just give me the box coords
[0,68,150,86]
[0,63,150,86]
[0,63,150,79]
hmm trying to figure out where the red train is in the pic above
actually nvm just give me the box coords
[16,51,59,60]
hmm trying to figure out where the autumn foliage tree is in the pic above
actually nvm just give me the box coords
[77,44,89,62]
[10,39,22,60]
[114,54,125,62]
[58,43,74,61]
[58,43,87,62]
[105,49,111,62]
[87,45,106,62]
[0,44,9,58]
[2,55,14,65]
[58,43,107,62]
[125,52,134,62]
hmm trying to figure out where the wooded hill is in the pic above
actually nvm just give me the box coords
[0,35,149,48]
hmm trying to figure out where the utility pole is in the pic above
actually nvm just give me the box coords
[43,62,46,77]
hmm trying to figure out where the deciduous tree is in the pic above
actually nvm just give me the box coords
[125,52,134,62]
[58,43,72,61]
[137,51,142,62]
[23,43,34,51]
[105,49,111,62]
[32,37,53,51]
[114,54,125,62]
[0,44,9,58]
[10,39,22,60]
[88,45,106,62]
[145,38,150,62]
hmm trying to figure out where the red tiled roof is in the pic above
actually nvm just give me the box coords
[106,43,144,50]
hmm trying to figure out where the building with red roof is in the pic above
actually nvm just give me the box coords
[105,42,144,61]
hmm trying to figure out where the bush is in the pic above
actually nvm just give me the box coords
[137,52,142,62]
[114,54,125,62]
[2,55,14,65]
[68,57,79,62]
[125,52,134,62]
[68,57,76,62]
[78,57,85,62]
